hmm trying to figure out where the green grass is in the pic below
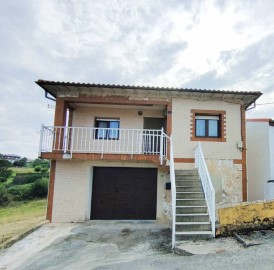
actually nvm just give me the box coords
[0,199,46,222]
[12,167,34,174]
[0,199,47,248]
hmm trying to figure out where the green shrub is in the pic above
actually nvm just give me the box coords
[13,173,49,185]
[8,184,33,201]
[34,166,41,172]
[0,159,12,181]
[31,159,50,168]
[0,186,12,205]
[40,167,48,173]
[31,178,48,198]
[0,176,7,183]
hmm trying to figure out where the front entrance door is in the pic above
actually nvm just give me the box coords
[143,118,166,131]
[143,118,166,154]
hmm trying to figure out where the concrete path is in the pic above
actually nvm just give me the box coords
[1,221,274,270]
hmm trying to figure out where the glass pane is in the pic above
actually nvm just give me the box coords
[208,120,218,137]
[109,121,119,139]
[97,121,108,139]
[196,120,206,136]
[109,121,119,129]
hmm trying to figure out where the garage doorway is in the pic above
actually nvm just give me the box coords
[91,167,157,220]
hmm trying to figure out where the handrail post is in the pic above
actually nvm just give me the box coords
[101,131,104,159]
[38,124,44,157]
[131,129,134,158]
[170,136,176,249]
[160,127,164,165]
[70,127,74,158]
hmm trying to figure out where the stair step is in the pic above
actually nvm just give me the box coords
[176,206,208,214]
[175,222,210,225]
[176,206,207,208]
[176,185,202,187]
[176,222,211,231]
[176,213,209,222]
[175,175,199,180]
[177,192,204,194]
[176,180,202,186]
[175,231,212,235]
[176,186,203,192]
[175,231,213,240]
[175,170,198,176]
[176,199,206,206]
[176,192,205,199]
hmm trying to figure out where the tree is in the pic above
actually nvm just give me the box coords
[0,159,12,182]
[13,157,27,167]
[31,158,50,168]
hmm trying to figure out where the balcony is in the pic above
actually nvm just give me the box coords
[39,125,168,163]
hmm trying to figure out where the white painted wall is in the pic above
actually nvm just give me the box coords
[72,106,165,129]
[172,98,244,204]
[246,121,271,201]
[52,160,89,222]
[269,126,274,180]
[172,98,242,160]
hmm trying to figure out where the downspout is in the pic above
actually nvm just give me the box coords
[241,105,247,201]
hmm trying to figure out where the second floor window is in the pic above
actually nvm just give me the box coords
[195,115,220,138]
[95,118,120,139]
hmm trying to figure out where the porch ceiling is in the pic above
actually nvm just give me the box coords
[36,80,262,109]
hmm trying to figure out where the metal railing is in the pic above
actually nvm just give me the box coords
[163,134,176,249]
[194,142,216,236]
[39,125,167,158]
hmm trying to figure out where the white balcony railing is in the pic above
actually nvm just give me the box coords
[39,125,167,159]
[194,142,216,236]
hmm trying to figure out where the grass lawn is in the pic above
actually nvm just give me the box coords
[12,167,34,174]
[0,199,47,248]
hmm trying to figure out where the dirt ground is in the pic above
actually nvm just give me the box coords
[1,221,274,270]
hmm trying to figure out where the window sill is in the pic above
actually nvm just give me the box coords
[191,137,226,142]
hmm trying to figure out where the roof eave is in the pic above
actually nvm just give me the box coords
[35,80,263,108]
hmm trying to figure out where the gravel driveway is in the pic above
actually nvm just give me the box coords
[1,221,274,270]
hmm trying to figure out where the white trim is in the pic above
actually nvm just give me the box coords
[195,115,219,120]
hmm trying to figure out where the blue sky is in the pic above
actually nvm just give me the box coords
[0,0,273,158]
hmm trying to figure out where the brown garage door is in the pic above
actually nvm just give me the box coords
[91,167,157,220]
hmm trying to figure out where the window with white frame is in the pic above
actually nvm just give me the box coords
[95,118,120,139]
[195,115,220,138]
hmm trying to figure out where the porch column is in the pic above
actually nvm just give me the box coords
[46,160,56,221]
[53,99,68,151]
[166,102,172,137]
[54,98,67,126]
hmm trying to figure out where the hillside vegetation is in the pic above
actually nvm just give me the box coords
[0,158,49,248]
[0,159,49,206]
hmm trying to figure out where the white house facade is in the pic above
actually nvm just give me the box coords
[246,119,274,201]
[37,80,261,248]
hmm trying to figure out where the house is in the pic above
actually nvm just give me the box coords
[246,118,274,201]
[36,80,261,248]
[1,154,21,163]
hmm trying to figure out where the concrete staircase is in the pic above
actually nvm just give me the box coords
[175,169,213,240]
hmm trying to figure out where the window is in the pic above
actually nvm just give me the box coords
[95,118,120,139]
[190,109,226,142]
[195,115,220,138]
